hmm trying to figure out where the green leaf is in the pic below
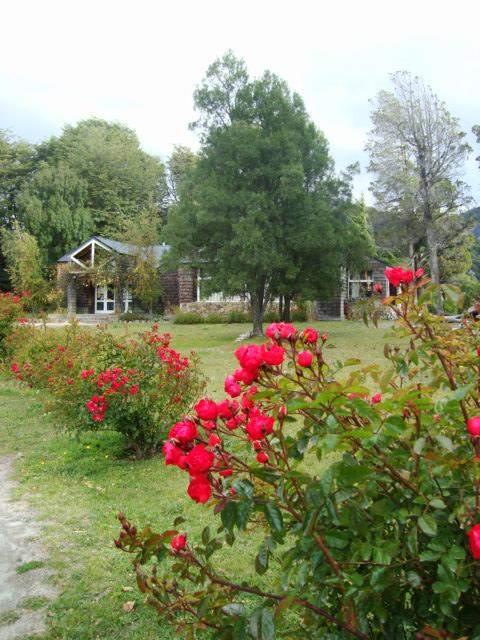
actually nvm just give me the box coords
[418,514,437,536]
[255,542,269,575]
[434,435,454,452]
[263,503,284,534]
[413,437,426,455]
[429,498,446,510]
[222,603,246,617]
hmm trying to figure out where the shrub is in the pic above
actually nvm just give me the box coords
[203,313,226,324]
[117,268,480,637]
[7,324,205,457]
[0,292,28,356]
[226,310,250,323]
[173,312,205,325]
[118,311,153,322]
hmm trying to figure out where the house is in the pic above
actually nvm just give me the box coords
[56,236,199,317]
[57,237,393,321]
[314,257,396,320]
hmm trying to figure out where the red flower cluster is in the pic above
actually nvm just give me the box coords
[86,395,107,422]
[84,367,140,423]
[163,322,325,504]
[156,345,189,374]
[384,266,425,288]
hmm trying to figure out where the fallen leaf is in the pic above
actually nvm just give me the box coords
[123,601,135,613]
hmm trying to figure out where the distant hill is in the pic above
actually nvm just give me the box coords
[467,207,480,239]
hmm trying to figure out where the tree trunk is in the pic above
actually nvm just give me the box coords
[250,289,265,336]
[426,221,443,313]
[282,295,292,322]
[278,295,284,320]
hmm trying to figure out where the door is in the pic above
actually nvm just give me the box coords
[95,285,115,314]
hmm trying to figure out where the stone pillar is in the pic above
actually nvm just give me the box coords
[178,268,197,306]
[67,277,76,318]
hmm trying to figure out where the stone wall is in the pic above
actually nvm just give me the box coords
[179,300,250,316]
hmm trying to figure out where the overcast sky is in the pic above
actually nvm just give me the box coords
[1,0,479,203]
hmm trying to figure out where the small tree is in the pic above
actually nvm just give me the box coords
[121,212,163,315]
[1,224,50,310]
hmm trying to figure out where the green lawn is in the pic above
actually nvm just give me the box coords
[0,320,397,639]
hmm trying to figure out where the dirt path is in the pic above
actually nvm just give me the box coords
[0,456,57,639]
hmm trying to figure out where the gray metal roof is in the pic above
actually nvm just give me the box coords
[57,236,170,263]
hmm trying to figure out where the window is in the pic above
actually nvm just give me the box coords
[348,270,373,300]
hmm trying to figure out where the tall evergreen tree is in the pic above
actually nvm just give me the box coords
[166,52,372,334]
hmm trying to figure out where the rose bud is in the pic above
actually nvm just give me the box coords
[373,283,383,294]
[371,392,382,404]
[467,524,480,560]
[171,533,187,552]
[219,469,233,477]
[467,417,480,437]
[476,346,480,358]
[297,351,313,368]
[415,268,425,279]
[321,333,328,343]
[256,452,269,464]
[278,405,287,418]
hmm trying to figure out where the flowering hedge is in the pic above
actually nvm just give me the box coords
[6,323,204,457]
[116,268,480,638]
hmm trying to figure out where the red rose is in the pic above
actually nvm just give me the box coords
[246,413,275,440]
[297,351,313,367]
[256,452,269,464]
[233,368,258,385]
[373,283,383,294]
[384,266,414,287]
[278,322,297,340]
[219,468,233,477]
[170,533,187,551]
[163,441,185,466]
[467,417,480,437]
[468,524,480,560]
[302,327,318,344]
[208,434,222,447]
[371,392,382,404]
[195,398,218,421]
[129,385,139,395]
[415,268,425,279]
[10,363,19,373]
[202,420,216,431]
[224,375,241,397]
[476,346,480,358]
[265,323,281,340]
[234,344,264,372]
[261,344,285,366]
[168,420,198,444]
[187,475,212,503]
[185,445,215,474]
[216,399,236,419]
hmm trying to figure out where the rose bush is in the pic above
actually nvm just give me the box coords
[116,271,480,638]
[6,323,205,457]
[0,291,28,355]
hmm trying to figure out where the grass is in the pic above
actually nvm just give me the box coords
[16,560,45,574]
[0,320,399,639]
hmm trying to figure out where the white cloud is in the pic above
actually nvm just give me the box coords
[1,0,479,201]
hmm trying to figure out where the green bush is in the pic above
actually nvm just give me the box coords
[203,313,226,324]
[173,312,205,325]
[226,310,250,323]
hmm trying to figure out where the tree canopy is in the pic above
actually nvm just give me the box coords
[166,52,372,332]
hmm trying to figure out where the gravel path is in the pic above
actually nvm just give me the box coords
[0,456,57,639]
